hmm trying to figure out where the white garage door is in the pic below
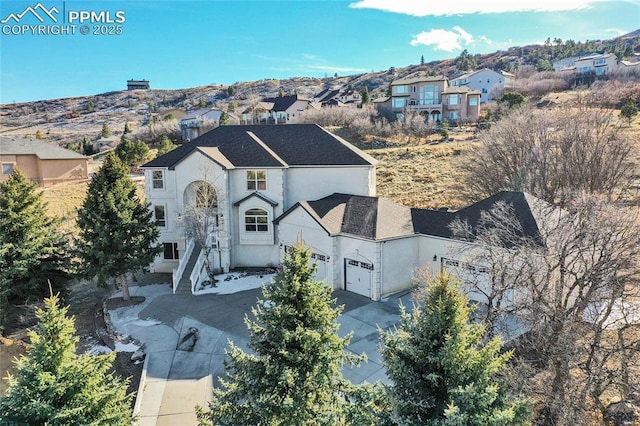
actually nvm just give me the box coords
[345,259,373,297]
[311,252,328,281]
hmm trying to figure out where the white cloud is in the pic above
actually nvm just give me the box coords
[479,35,493,45]
[349,0,613,16]
[410,27,474,51]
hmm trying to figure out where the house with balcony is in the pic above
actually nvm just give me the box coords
[389,73,480,123]
[450,68,513,103]
[574,52,618,76]
[555,52,620,76]
[180,108,223,141]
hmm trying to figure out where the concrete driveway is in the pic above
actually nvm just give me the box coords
[107,284,414,425]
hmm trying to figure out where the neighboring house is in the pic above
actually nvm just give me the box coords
[127,79,150,90]
[313,88,361,107]
[95,135,119,152]
[574,52,618,75]
[142,124,556,303]
[450,68,513,103]
[241,95,310,124]
[180,108,223,141]
[141,124,377,291]
[389,73,481,123]
[0,136,88,186]
[555,52,619,75]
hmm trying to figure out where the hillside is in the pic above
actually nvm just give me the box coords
[1,32,637,147]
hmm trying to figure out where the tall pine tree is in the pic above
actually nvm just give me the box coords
[0,169,70,330]
[75,153,160,300]
[0,293,133,424]
[380,273,531,425]
[198,243,377,425]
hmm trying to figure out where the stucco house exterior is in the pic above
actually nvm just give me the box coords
[389,73,481,123]
[450,68,513,103]
[0,136,88,186]
[141,124,377,291]
[143,124,552,302]
[554,52,620,76]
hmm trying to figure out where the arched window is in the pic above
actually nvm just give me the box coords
[245,208,268,232]
[195,182,217,209]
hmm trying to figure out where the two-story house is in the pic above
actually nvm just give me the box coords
[179,108,223,141]
[389,73,481,123]
[143,124,555,304]
[573,52,618,76]
[142,124,377,290]
[450,68,513,103]
[241,95,310,124]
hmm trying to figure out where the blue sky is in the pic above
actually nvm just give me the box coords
[1,0,638,103]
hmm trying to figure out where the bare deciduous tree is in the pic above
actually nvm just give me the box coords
[464,104,635,206]
[450,197,640,425]
[180,166,225,286]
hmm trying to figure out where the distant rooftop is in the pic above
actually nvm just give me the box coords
[0,136,87,160]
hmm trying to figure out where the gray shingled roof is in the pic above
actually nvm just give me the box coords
[277,191,556,244]
[0,136,87,160]
[276,193,415,240]
[142,124,377,170]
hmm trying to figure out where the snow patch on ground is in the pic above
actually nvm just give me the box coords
[86,344,112,355]
[115,341,140,352]
[195,272,276,295]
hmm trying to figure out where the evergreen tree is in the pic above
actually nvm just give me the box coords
[361,86,371,106]
[380,273,531,425]
[156,135,177,157]
[499,92,525,109]
[421,55,425,65]
[101,123,112,138]
[0,169,71,330]
[227,100,237,113]
[198,243,375,425]
[75,153,160,300]
[219,111,231,126]
[124,122,131,134]
[454,49,477,71]
[620,97,638,126]
[0,293,133,424]
[114,139,150,166]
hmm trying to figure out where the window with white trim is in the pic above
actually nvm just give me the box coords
[449,111,458,120]
[247,170,266,191]
[245,208,268,232]
[154,205,166,227]
[163,242,179,260]
[469,97,478,106]
[449,95,459,105]
[152,170,164,189]
[2,163,15,175]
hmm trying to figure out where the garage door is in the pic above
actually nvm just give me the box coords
[345,259,373,297]
[311,252,328,281]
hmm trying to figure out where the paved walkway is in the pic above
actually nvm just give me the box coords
[108,285,413,425]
